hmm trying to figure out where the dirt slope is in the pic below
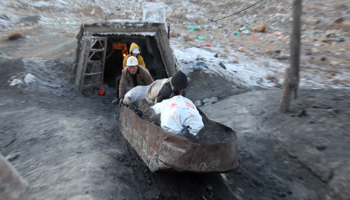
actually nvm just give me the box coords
[1,0,350,199]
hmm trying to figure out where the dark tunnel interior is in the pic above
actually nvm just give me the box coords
[92,34,169,88]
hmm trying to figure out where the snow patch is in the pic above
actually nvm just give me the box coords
[172,43,287,89]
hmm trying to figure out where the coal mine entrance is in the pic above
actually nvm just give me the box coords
[91,34,169,88]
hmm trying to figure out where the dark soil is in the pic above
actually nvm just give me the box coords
[0,15,349,200]
[0,53,346,200]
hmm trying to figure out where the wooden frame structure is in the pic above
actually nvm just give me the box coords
[73,21,179,94]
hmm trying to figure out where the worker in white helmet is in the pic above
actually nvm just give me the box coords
[117,56,153,106]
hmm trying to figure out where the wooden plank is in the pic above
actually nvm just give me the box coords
[154,35,169,77]
[156,25,177,76]
[85,72,103,76]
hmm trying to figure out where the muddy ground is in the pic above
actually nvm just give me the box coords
[1,0,350,200]
[1,57,349,200]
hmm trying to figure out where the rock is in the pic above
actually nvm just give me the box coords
[316,145,327,151]
[311,48,319,54]
[203,97,218,105]
[330,61,339,66]
[251,22,266,32]
[298,110,307,117]
[210,97,218,103]
[306,52,312,55]
[321,57,327,61]
[219,62,226,69]
[276,54,289,61]
[196,55,206,61]
[6,152,20,162]
[229,57,239,63]
[334,17,346,23]
[194,100,202,107]
[7,33,25,41]
[278,192,286,197]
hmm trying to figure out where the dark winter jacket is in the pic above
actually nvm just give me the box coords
[145,71,189,103]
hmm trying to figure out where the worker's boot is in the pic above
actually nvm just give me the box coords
[112,97,119,105]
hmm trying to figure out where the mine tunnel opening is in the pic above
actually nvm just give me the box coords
[92,34,169,88]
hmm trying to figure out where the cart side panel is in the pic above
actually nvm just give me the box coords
[119,106,239,173]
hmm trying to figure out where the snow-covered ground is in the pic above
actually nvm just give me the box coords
[1,0,349,91]
[171,40,287,89]
[171,40,350,90]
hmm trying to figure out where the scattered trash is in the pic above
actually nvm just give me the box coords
[187,26,196,30]
[214,53,219,58]
[321,57,327,61]
[240,27,247,31]
[98,85,106,96]
[281,19,285,23]
[241,30,250,34]
[252,36,259,39]
[201,44,211,47]
[198,36,205,40]
[234,31,240,35]
[238,46,244,51]
[274,31,282,37]
[195,62,207,68]
[252,22,266,32]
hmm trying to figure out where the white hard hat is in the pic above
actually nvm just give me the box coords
[126,56,139,66]
[132,47,140,54]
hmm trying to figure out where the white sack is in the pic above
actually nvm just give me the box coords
[152,96,204,135]
[123,85,149,106]
[24,73,36,85]
[9,79,24,86]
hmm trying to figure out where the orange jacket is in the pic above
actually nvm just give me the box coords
[122,43,146,69]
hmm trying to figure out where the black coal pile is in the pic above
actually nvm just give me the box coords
[137,99,161,126]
